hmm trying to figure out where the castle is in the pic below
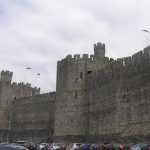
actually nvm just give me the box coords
[1,42,150,143]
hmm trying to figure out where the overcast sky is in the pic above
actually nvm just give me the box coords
[0,0,150,93]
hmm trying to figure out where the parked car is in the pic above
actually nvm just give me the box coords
[0,143,29,150]
[37,143,48,150]
[131,144,148,150]
[70,143,81,150]
[48,143,64,150]
[13,141,28,147]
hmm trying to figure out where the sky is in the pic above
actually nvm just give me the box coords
[0,0,150,93]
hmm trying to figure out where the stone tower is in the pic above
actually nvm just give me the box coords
[0,71,13,83]
[0,71,13,129]
[94,42,105,60]
[54,42,106,142]
[0,71,13,107]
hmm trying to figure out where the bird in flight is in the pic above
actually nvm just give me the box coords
[37,73,40,76]
[25,67,32,70]
[141,29,149,33]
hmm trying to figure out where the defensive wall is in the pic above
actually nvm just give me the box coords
[54,43,150,143]
[1,42,150,143]
[0,92,55,143]
[0,70,40,130]
[10,92,55,142]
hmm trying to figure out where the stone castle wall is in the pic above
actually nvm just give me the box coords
[1,42,150,143]
[85,48,150,142]
[0,70,40,108]
[54,43,150,142]
[11,92,55,130]
[9,92,55,142]
[0,70,40,129]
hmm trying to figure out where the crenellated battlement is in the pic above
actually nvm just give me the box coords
[60,53,97,65]
[58,42,107,67]
[88,46,150,84]
[94,42,105,51]
[58,43,150,85]
[12,82,31,88]
[115,47,150,67]
[11,81,40,97]
[13,92,56,103]
[0,70,40,101]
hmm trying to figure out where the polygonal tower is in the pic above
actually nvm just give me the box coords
[54,42,107,142]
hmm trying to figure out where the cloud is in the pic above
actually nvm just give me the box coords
[0,0,150,92]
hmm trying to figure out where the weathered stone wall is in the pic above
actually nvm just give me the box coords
[0,129,49,143]
[0,70,40,108]
[54,44,150,142]
[6,92,56,142]
[0,70,40,129]
[0,109,9,129]
[86,46,150,141]
[11,92,55,132]
[54,58,88,138]
[1,43,150,143]
[54,43,107,142]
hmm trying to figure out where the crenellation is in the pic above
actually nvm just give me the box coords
[116,58,124,64]
[87,55,94,62]
[82,54,89,60]
[62,53,97,64]
[132,51,144,64]
[74,54,80,60]
[66,55,72,62]
[123,56,132,66]
[104,57,110,63]
[26,83,31,87]
[68,45,150,84]
[109,58,115,63]
[0,70,40,105]
[12,82,17,87]
[94,42,105,51]
[94,42,105,59]
[62,50,116,66]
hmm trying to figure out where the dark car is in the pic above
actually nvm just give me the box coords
[0,143,29,150]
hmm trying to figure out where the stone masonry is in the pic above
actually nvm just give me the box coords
[54,43,150,143]
[0,70,55,142]
[0,71,40,129]
[1,42,150,143]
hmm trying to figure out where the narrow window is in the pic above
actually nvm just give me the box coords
[74,91,78,99]
[80,72,83,79]
[87,70,92,74]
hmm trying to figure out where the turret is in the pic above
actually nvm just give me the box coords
[0,70,13,83]
[94,42,105,59]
